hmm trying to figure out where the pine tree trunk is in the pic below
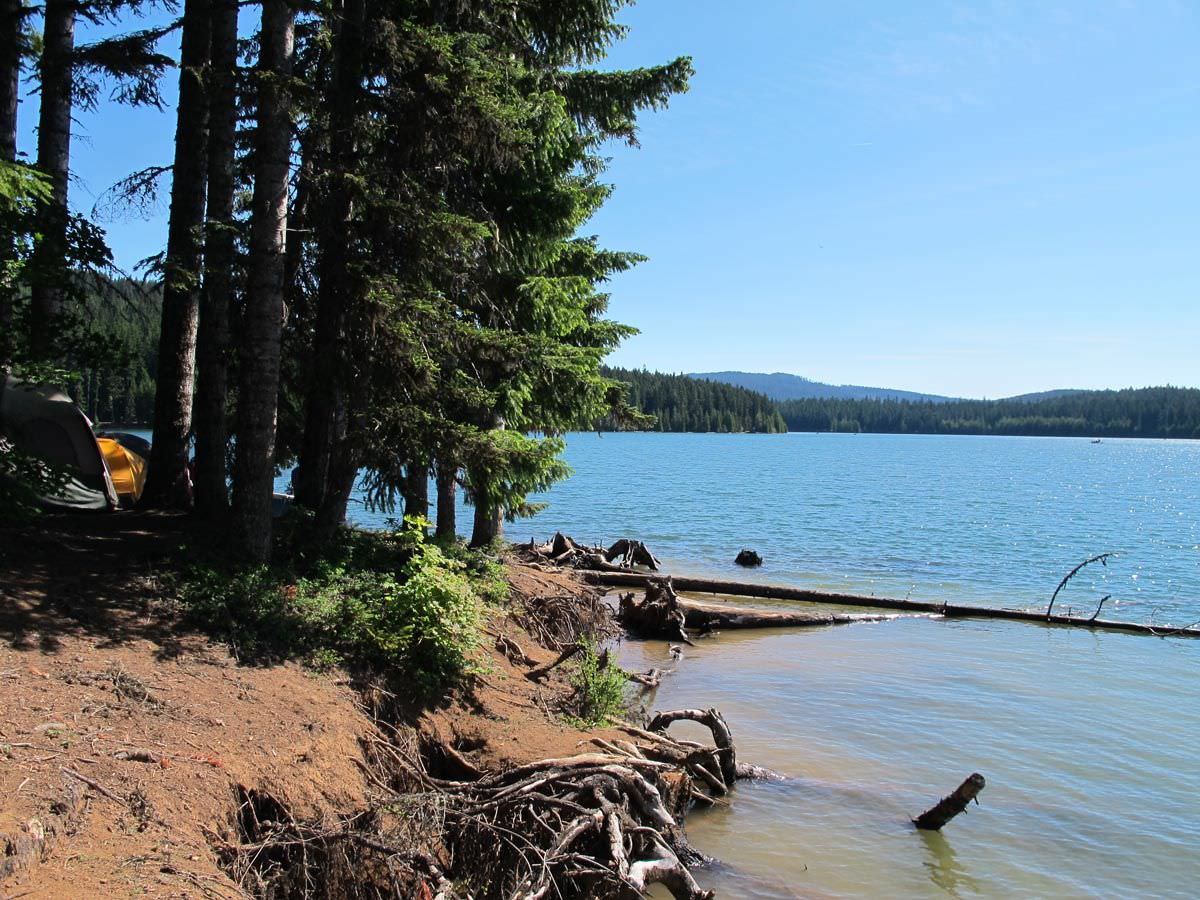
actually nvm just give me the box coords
[229,0,294,563]
[470,493,502,548]
[0,0,18,162]
[315,434,357,532]
[192,0,239,518]
[403,457,429,522]
[293,0,364,511]
[469,416,505,547]
[0,0,21,396]
[28,0,73,360]
[143,0,212,509]
[435,460,457,540]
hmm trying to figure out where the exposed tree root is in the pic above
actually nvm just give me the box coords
[207,705,767,899]
[509,590,619,652]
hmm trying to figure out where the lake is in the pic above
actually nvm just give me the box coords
[343,432,1200,626]
[309,431,1200,897]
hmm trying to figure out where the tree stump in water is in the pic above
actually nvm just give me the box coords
[735,549,762,567]
[606,538,661,570]
[618,578,692,644]
[913,773,986,830]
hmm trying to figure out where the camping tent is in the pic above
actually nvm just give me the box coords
[0,376,120,511]
[97,437,148,506]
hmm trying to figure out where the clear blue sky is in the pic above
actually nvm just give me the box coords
[18,1,1200,398]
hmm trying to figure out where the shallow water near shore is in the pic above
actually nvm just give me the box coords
[256,430,1199,895]
[620,614,1200,898]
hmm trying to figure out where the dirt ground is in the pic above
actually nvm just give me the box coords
[0,513,610,899]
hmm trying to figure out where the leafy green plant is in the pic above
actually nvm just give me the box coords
[567,641,629,727]
[176,518,481,695]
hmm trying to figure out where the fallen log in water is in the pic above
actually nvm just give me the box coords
[619,577,936,637]
[679,597,937,630]
[584,571,1200,639]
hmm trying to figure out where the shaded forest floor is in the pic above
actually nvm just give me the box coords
[0,513,615,898]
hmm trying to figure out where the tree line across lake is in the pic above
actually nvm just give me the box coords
[776,388,1200,439]
[595,370,1200,439]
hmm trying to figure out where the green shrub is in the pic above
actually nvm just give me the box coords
[567,641,629,727]
[177,518,481,695]
[365,537,481,691]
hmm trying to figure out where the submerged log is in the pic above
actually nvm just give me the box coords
[585,571,1200,639]
[913,773,986,830]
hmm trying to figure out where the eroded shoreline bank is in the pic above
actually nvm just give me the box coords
[0,515,764,899]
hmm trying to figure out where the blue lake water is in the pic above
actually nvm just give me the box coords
[343,432,1200,625]
[268,430,1199,897]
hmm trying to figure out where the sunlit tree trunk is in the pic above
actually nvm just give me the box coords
[0,0,19,162]
[28,0,74,360]
[0,0,23,397]
[193,0,238,518]
[229,0,294,562]
[144,0,212,508]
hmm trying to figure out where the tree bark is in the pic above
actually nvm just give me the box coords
[28,0,74,360]
[0,0,22,398]
[192,0,239,518]
[229,0,294,563]
[435,459,457,539]
[143,0,212,509]
[470,487,503,548]
[293,0,364,512]
[0,0,19,161]
[402,457,429,522]
[315,431,357,532]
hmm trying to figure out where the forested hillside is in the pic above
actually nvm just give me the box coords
[71,279,162,425]
[779,387,1200,438]
[601,367,787,433]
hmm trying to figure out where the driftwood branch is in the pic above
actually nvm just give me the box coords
[1047,553,1116,620]
[525,643,582,682]
[912,773,986,830]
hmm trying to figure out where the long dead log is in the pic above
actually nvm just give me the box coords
[913,773,986,830]
[584,571,1200,639]
[679,597,936,630]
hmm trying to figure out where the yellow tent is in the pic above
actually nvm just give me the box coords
[97,437,148,506]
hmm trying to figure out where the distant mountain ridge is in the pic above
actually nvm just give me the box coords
[1002,389,1085,403]
[690,372,1089,403]
[690,371,958,403]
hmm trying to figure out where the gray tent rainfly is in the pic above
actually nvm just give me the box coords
[1,376,119,510]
